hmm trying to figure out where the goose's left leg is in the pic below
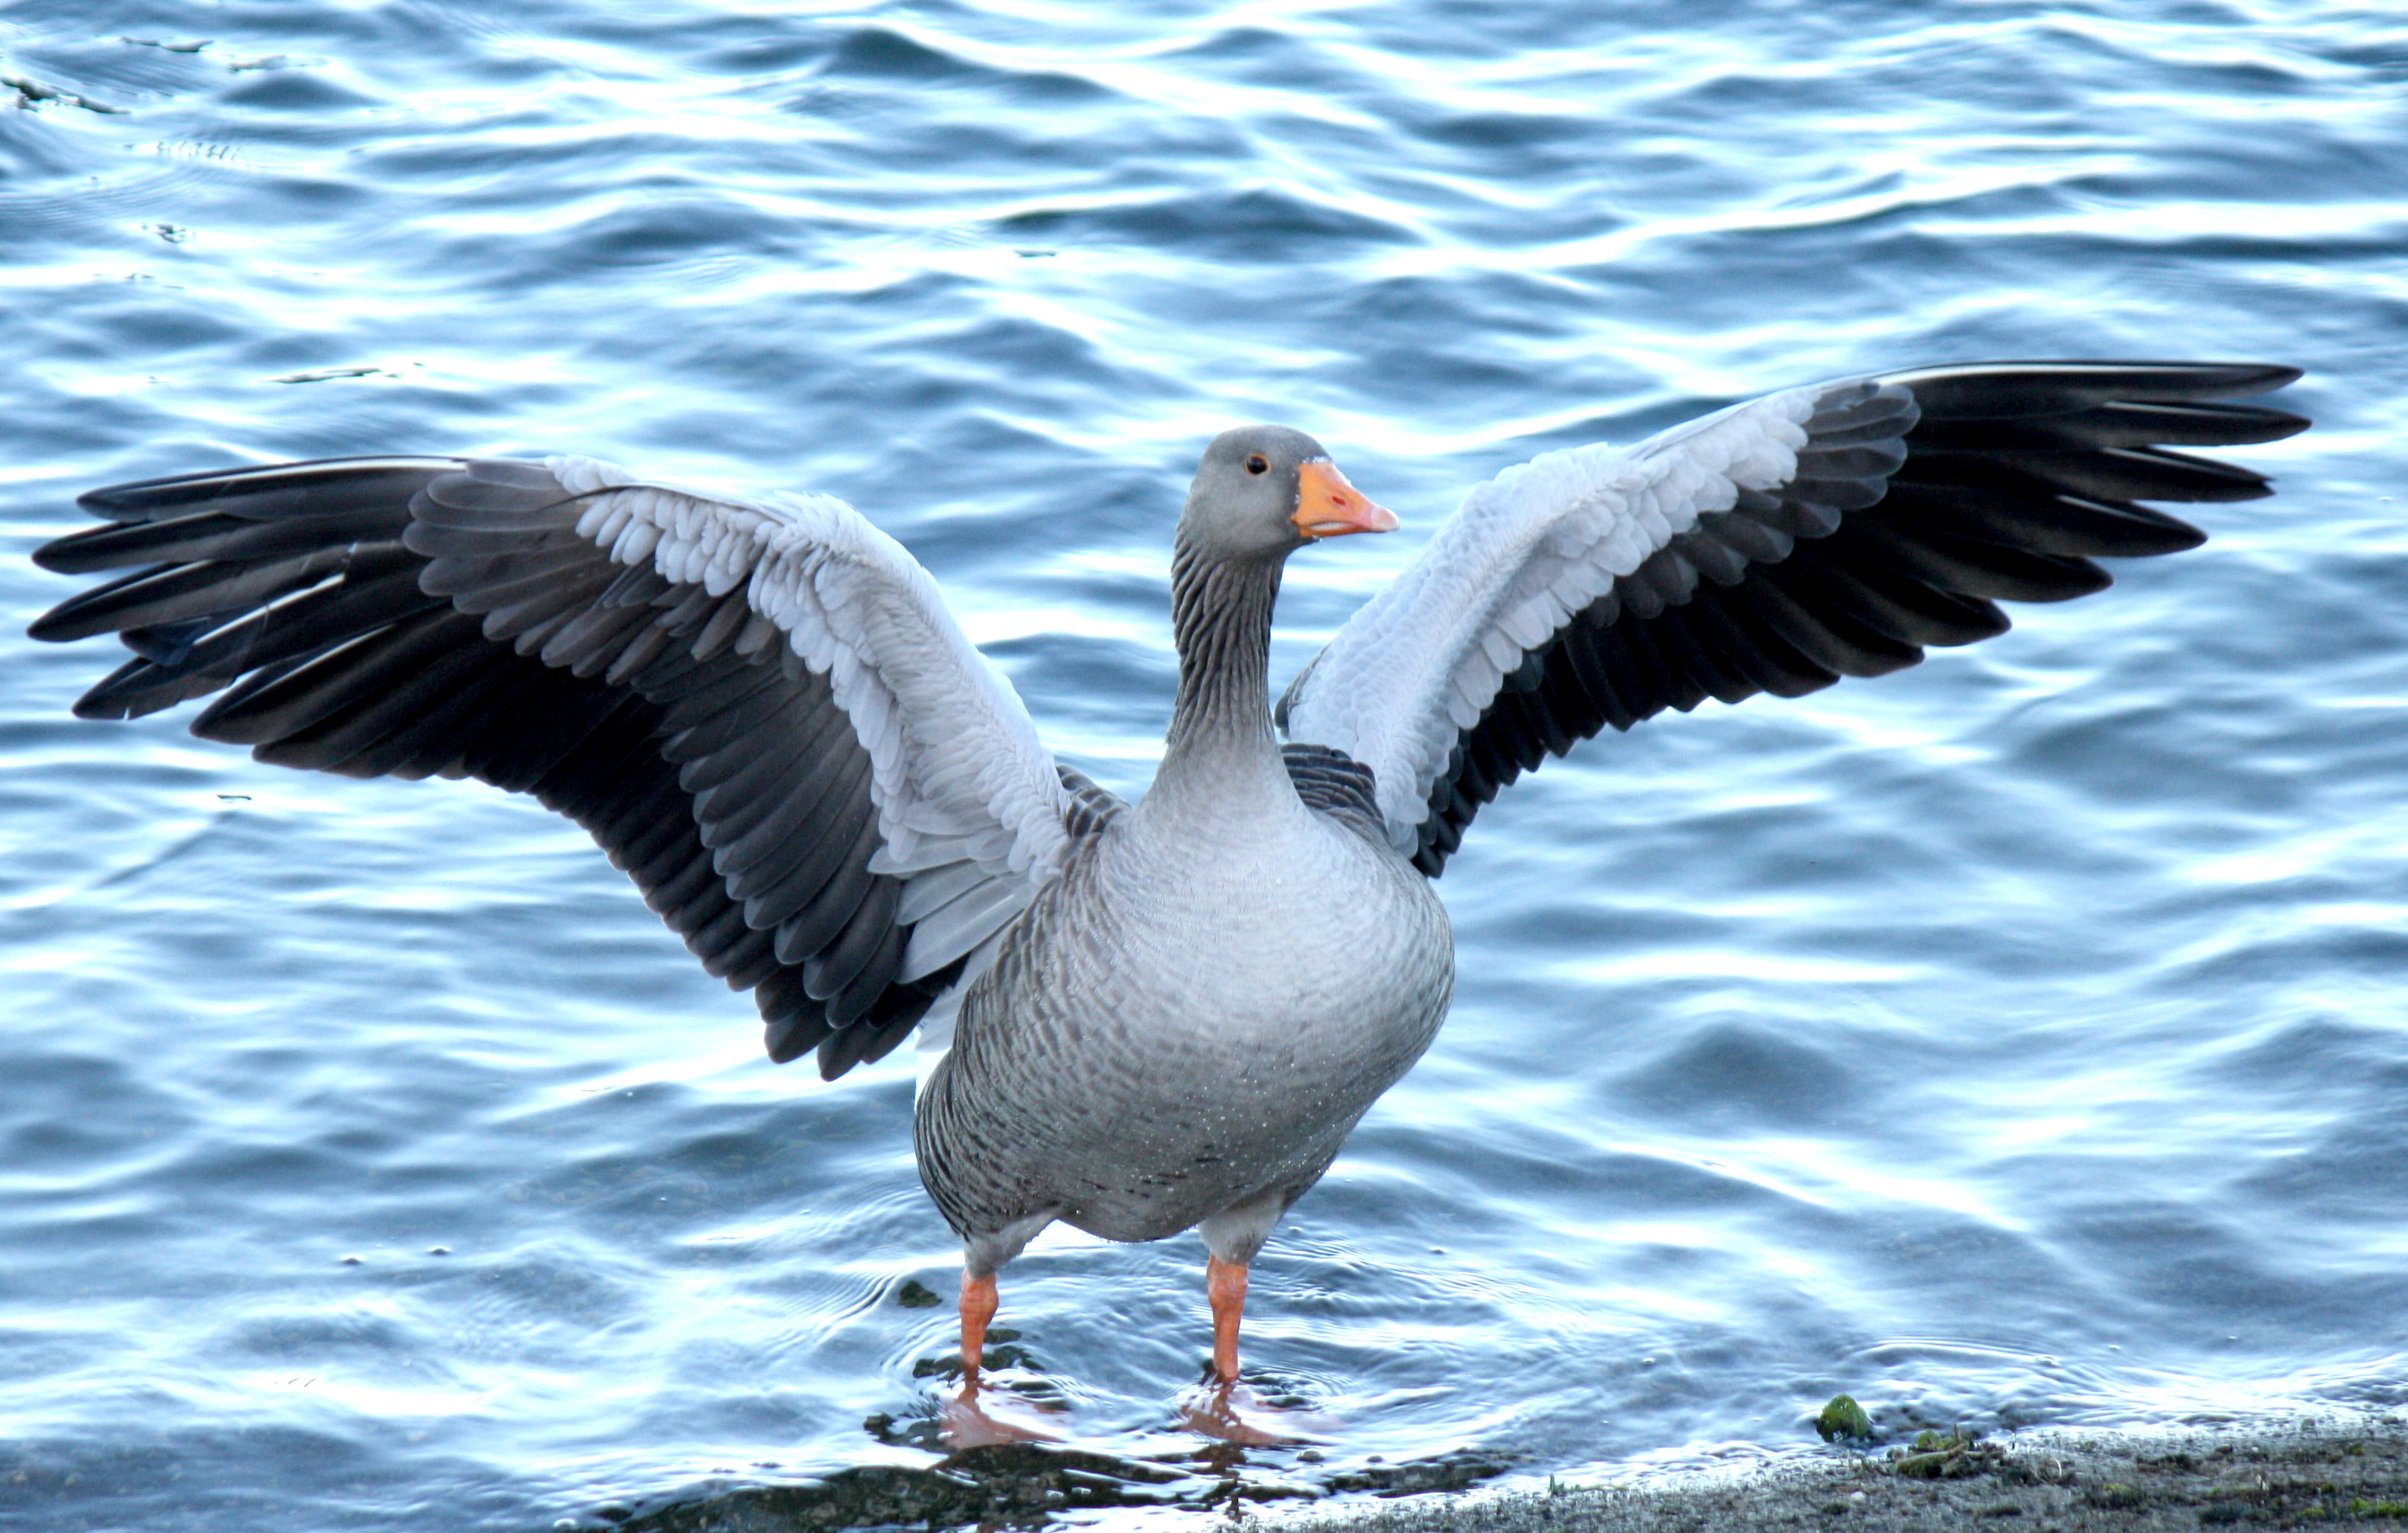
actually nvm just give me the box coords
[1206,1255,1248,1384]
[1197,1188,1289,1384]
[1185,1191,1320,1444]
[958,1267,999,1397]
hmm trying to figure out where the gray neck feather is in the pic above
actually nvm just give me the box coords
[1154,535,1289,803]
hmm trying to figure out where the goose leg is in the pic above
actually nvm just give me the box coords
[940,1265,1060,1447]
[1198,1188,1287,1386]
[1185,1252,1325,1445]
[958,1267,998,1396]
[1206,1255,1247,1383]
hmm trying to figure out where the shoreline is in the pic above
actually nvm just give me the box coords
[1280,1415,2408,1533]
[601,1411,2407,1531]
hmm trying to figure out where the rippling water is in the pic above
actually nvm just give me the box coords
[4,1,2406,1528]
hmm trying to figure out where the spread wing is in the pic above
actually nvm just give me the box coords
[30,456,1094,1077]
[1276,361,2307,874]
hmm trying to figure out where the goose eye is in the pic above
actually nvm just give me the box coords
[1244,454,1269,475]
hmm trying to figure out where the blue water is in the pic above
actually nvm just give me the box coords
[4,1,2406,1527]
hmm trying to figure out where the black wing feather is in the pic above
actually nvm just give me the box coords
[29,456,975,1080]
[1401,361,2305,874]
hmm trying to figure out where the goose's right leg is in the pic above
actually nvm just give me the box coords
[940,1263,1060,1447]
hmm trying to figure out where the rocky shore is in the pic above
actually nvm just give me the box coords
[601,1414,2404,1531]
[1285,1417,2408,1533]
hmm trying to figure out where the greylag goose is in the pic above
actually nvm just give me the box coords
[29,361,2306,1406]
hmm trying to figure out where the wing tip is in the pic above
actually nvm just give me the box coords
[73,455,471,523]
[1886,360,2307,414]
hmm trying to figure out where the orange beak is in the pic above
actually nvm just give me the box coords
[1293,458,1399,539]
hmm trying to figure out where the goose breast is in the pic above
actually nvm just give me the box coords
[918,799,1452,1252]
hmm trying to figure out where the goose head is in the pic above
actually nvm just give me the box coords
[1178,424,1398,563]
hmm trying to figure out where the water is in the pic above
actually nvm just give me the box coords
[4,0,2406,1527]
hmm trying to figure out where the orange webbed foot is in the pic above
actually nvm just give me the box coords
[941,1384,1066,1448]
[1178,1380,1334,1446]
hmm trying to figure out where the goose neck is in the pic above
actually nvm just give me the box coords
[1155,539,1287,799]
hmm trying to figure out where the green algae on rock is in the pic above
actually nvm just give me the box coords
[1816,1394,1874,1443]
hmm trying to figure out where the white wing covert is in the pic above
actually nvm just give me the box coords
[1278,363,2306,874]
[550,459,1073,971]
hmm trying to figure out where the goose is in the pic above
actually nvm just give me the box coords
[29,360,2306,1415]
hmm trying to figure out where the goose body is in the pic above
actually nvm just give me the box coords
[920,710,1454,1272]
[28,363,2306,1405]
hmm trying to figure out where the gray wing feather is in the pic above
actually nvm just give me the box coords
[31,455,1080,1079]
[1278,361,2306,875]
